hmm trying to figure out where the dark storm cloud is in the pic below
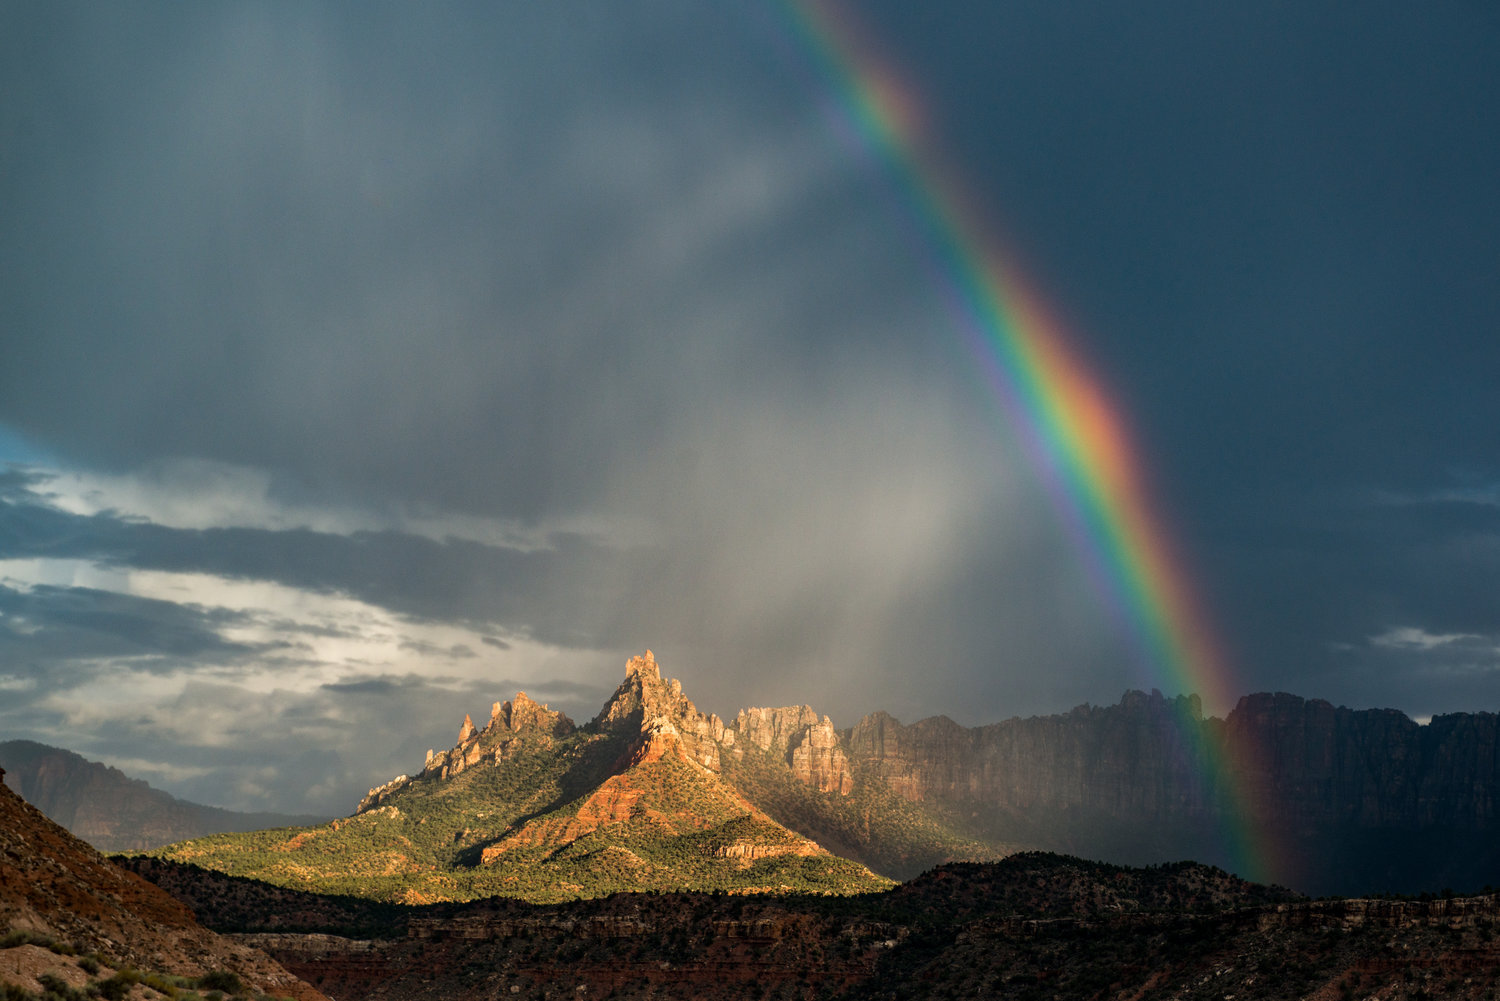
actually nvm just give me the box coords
[849,0,1500,711]
[0,578,299,743]
[0,581,269,673]
[0,1,893,520]
[1202,492,1500,709]
[321,676,418,697]
[0,0,1497,822]
[0,0,1027,731]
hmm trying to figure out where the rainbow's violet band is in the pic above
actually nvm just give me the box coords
[778,0,1275,884]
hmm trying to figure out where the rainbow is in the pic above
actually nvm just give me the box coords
[775,0,1276,883]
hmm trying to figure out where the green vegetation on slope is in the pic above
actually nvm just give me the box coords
[149,728,891,904]
[720,744,1005,879]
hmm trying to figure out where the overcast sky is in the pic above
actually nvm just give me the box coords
[2,1,1497,816]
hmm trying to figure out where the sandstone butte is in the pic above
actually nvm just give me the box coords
[360,649,856,814]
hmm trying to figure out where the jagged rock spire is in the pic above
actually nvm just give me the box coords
[592,651,724,771]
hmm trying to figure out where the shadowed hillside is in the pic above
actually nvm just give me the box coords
[122,851,1500,1001]
[0,766,328,1000]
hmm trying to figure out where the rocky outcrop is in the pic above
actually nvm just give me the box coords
[712,840,821,860]
[788,716,855,795]
[726,706,855,796]
[733,706,820,755]
[358,691,576,812]
[593,650,725,772]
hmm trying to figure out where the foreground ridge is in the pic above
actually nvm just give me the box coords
[0,768,328,1000]
[122,852,1500,1001]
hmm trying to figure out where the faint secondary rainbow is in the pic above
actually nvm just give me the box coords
[776,0,1275,883]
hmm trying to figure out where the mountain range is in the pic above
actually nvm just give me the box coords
[143,650,1500,899]
[0,739,327,852]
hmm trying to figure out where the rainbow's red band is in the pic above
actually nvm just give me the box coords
[779,0,1277,885]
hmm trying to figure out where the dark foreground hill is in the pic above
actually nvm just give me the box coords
[0,739,327,851]
[123,851,1500,1001]
[0,767,328,1000]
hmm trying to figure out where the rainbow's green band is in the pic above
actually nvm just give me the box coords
[778,0,1276,885]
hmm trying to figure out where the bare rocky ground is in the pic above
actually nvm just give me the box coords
[0,772,328,1001]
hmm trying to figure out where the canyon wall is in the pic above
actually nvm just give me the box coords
[841,691,1500,894]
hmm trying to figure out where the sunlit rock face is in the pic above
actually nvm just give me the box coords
[725,705,854,795]
[357,650,1500,896]
[592,650,724,772]
[733,705,819,755]
[788,716,855,795]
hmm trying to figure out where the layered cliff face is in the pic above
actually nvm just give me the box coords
[846,690,1212,818]
[1225,692,1500,830]
[727,705,854,795]
[840,690,1500,894]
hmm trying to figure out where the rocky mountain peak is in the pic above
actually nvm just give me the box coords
[489,691,572,737]
[626,648,660,679]
[357,690,576,812]
[592,652,725,771]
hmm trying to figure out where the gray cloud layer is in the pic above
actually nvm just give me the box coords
[2,1,1498,812]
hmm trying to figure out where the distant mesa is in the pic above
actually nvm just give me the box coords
[0,740,329,853]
